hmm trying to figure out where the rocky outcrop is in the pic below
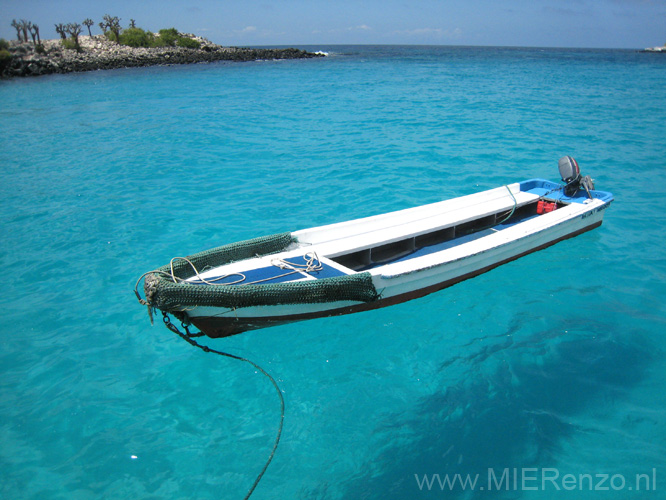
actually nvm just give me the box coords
[1,35,323,79]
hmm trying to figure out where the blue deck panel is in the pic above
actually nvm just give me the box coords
[519,178,614,203]
[188,255,347,286]
[307,263,349,279]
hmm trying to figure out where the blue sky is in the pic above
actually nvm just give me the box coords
[1,0,664,49]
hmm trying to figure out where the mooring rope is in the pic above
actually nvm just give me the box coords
[134,252,324,306]
[169,257,247,285]
[161,313,285,500]
[496,185,518,225]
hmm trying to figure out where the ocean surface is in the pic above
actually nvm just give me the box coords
[1,45,665,500]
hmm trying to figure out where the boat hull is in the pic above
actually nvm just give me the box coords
[190,219,603,338]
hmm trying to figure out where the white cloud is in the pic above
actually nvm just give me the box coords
[317,24,373,36]
[345,24,373,32]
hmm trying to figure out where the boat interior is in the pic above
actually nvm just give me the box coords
[330,198,565,272]
[186,177,613,285]
[188,197,569,285]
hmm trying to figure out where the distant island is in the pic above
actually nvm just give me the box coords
[1,17,323,79]
[641,44,666,53]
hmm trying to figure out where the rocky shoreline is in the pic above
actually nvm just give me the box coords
[1,34,323,79]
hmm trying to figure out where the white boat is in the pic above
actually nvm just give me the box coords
[136,157,613,337]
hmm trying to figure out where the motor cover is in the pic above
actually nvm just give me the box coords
[558,156,580,184]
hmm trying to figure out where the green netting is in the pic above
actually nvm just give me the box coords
[156,232,295,279]
[145,272,378,311]
[142,231,379,311]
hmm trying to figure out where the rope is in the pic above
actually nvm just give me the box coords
[495,185,518,226]
[135,252,325,306]
[273,252,323,273]
[539,183,564,200]
[539,177,594,201]
[238,251,324,285]
[170,257,246,285]
[465,185,518,235]
[162,313,284,500]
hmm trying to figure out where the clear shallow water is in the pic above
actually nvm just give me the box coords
[1,46,665,499]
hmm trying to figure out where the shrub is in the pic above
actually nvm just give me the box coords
[35,43,46,54]
[0,49,11,70]
[0,38,9,51]
[101,26,202,50]
[177,37,200,49]
[119,27,154,48]
[158,28,179,47]
[61,38,78,50]
[104,31,118,43]
[150,36,166,47]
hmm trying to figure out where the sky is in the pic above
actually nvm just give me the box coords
[0,0,664,49]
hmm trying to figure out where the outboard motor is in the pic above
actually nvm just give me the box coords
[558,156,595,197]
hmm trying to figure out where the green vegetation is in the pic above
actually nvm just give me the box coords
[118,27,155,47]
[158,28,179,47]
[176,36,200,49]
[7,17,201,52]
[0,47,10,71]
[157,28,201,48]
[107,24,200,49]
[60,39,78,51]
[0,38,11,71]
[66,23,82,51]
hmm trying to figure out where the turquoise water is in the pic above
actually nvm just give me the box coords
[1,46,665,499]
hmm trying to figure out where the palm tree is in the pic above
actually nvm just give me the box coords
[83,19,94,37]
